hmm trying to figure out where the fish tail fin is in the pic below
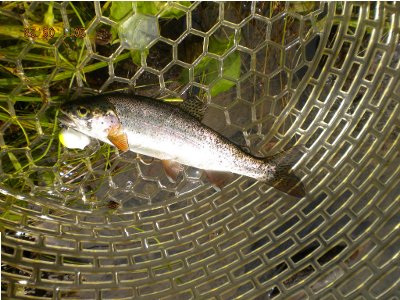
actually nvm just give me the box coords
[264,145,306,198]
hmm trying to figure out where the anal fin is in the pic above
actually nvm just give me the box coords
[205,170,234,189]
[162,160,184,182]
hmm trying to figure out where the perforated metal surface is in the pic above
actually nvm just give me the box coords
[0,2,399,299]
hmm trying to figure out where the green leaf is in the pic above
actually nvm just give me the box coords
[158,1,191,19]
[135,1,190,18]
[112,1,191,19]
[42,171,55,186]
[111,1,190,21]
[289,2,317,14]
[163,98,183,103]
[131,50,141,66]
[130,49,149,66]
[110,27,118,44]
[110,2,133,21]
[1,210,23,222]
[134,1,160,15]
[7,152,22,172]
[210,51,241,96]
[208,35,235,55]
[181,35,241,97]
[44,2,54,26]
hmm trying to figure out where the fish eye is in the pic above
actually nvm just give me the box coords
[77,106,89,117]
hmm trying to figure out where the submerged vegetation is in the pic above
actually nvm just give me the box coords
[0,1,326,212]
[0,2,246,202]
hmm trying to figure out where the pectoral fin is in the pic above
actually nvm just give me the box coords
[162,160,184,181]
[108,126,129,152]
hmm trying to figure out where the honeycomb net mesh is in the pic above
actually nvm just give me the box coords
[0,1,399,299]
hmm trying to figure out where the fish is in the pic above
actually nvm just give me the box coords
[59,92,305,198]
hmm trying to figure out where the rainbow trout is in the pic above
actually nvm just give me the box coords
[59,93,305,197]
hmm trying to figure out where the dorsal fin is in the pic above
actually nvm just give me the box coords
[179,96,207,121]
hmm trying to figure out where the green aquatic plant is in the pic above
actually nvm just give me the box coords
[180,34,241,97]
[0,0,330,217]
[110,1,191,66]
[110,1,191,21]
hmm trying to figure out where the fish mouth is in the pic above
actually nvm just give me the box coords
[58,112,76,128]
